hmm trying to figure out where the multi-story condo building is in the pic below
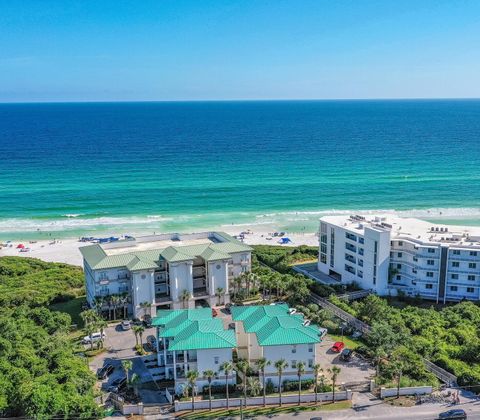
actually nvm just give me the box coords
[318,215,480,303]
[153,308,237,393]
[80,232,252,318]
[231,304,323,386]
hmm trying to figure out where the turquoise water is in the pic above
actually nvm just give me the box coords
[1,100,480,239]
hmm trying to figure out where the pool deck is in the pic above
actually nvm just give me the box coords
[292,262,342,285]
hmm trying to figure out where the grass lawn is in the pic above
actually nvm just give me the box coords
[328,334,363,350]
[49,295,86,327]
[176,400,351,419]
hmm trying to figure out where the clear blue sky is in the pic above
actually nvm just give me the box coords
[1,0,479,102]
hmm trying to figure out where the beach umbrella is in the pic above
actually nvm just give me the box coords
[17,244,25,249]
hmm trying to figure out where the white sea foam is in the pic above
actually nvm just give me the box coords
[2,207,480,234]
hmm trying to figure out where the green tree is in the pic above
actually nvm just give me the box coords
[296,361,306,405]
[236,359,250,404]
[215,287,224,305]
[132,325,141,346]
[247,377,261,397]
[140,301,151,319]
[255,357,270,407]
[313,363,322,404]
[274,359,288,406]
[181,289,191,309]
[186,370,199,412]
[219,361,234,409]
[203,370,215,411]
[122,360,133,387]
[328,366,341,403]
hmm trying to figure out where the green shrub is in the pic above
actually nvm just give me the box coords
[282,379,314,392]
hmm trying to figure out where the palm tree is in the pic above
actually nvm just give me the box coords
[80,308,97,327]
[313,363,322,404]
[132,325,141,346]
[215,287,224,305]
[296,361,305,405]
[328,366,341,403]
[390,358,405,399]
[97,318,108,349]
[186,370,199,411]
[111,295,120,320]
[236,359,250,404]
[85,323,96,351]
[373,347,387,382]
[220,361,234,409]
[140,301,151,319]
[181,289,191,309]
[122,359,133,387]
[121,293,129,319]
[255,357,270,407]
[203,370,215,411]
[274,359,288,406]
[137,325,145,350]
[130,373,140,396]
[247,377,261,397]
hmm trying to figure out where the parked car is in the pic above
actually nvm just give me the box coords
[121,320,131,330]
[340,348,353,361]
[331,341,345,352]
[132,318,143,326]
[108,376,127,393]
[82,332,106,344]
[97,364,115,380]
[212,308,220,317]
[318,327,328,339]
[143,314,152,328]
[438,409,467,419]
[146,335,157,352]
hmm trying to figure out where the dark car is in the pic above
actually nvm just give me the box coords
[143,314,152,328]
[108,376,127,393]
[97,364,115,380]
[340,348,353,361]
[438,409,467,419]
[146,335,157,352]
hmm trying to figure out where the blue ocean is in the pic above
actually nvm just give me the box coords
[1,100,480,240]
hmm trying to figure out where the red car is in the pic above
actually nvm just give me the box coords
[331,341,345,352]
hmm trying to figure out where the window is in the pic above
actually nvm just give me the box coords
[398,252,403,258]
[468,275,476,281]
[358,259,363,267]
[426,272,434,278]
[397,264,402,269]
[398,241,404,246]
[427,260,434,266]
[470,251,478,256]
[358,248,364,256]
[346,232,357,242]
[291,360,297,368]
[413,257,418,262]
[358,270,363,279]
[308,359,313,368]
[396,275,401,281]
[100,285,109,295]
[292,345,297,354]
[426,284,433,289]
[308,344,313,353]
[214,357,219,365]
[451,274,458,280]
[452,262,459,268]
[320,254,327,264]
[359,237,364,244]
[453,250,460,255]
[428,248,435,253]
[469,263,477,269]
[467,287,475,293]
[450,286,458,291]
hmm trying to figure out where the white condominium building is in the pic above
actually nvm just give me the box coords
[318,215,480,303]
[80,232,252,317]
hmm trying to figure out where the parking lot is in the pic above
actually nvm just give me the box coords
[88,322,168,404]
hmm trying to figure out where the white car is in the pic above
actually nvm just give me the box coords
[121,320,131,330]
[82,332,106,344]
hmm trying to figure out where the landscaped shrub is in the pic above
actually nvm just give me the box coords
[201,384,236,395]
[282,379,314,392]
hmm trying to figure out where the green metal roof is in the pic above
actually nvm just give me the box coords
[231,304,321,346]
[79,232,251,271]
[153,308,236,351]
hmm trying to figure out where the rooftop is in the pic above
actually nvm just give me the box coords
[231,303,322,346]
[153,308,236,351]
[79,231,251,270]
[321,214,480,247]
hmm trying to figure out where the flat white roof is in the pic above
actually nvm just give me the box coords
[321,214,480,247]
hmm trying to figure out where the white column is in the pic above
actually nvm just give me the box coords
[173,351,177,381]
[184,350,188,374]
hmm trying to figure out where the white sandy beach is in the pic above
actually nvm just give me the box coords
[0,227,318,267]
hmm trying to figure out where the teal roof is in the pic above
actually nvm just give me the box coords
[153,308,236,351]
[231,304,321,346]
[79,232,251,271]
